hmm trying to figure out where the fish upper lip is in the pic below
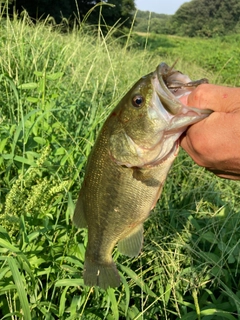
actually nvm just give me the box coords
[155,63,212,117]
[154,63,183,116]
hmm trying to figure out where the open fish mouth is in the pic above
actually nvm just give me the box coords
[158,61,209,96]
[154,62,211,117]
[144,61,213,164]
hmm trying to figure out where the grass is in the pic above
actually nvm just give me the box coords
[133,32,240,86]
[0,11,240,320]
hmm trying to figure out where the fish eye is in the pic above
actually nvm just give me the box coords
[132,95,144,108]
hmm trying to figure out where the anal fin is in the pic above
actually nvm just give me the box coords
[118,223,143,257]
[73,193,88,228]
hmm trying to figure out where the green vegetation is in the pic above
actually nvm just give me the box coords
[170,0,240,37]
[134,0,240,38]
[133,33,240,86]
[8,0,136,29]
[0,11,240,320]
[134,11,171,35]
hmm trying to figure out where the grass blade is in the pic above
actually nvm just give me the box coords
[7,257,31,320]
[107,288,119,320]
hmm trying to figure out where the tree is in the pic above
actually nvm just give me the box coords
[9,0,136,30]
[9,0,76,22]
[169,0,240,37]
[134,11,171,35]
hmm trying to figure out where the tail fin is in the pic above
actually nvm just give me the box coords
[83,258,120,289]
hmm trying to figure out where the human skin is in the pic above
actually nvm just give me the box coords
[179,84,240,180]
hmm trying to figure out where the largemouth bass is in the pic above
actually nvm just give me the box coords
[73,62,211,289]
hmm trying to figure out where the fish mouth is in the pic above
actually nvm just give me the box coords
[154,62,212,119]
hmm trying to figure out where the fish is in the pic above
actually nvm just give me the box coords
[73,62,211,289]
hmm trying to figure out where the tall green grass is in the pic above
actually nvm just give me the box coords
[133,33,240,86]
[0,12,240,319]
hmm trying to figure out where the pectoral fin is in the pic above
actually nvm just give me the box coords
[132,168,160,187]
[118,223,143,257]
[73,193,88,228]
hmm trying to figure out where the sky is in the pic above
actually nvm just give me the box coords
[134,0,191,15]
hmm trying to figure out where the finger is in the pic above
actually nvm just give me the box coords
[180,84,240,113]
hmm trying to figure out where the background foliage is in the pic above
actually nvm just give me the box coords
[133,11,170,35]
[133,33,240,86]
[169,0,240,37]
[134,0,240,37]
[8,0,136,28]
[7,0,240,36]
[0,2,240,320]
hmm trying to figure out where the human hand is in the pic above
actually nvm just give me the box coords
[179,84,240,180]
